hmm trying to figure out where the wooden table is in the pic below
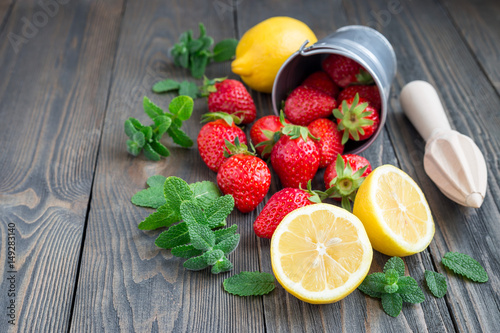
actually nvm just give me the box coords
[1,0,499,332]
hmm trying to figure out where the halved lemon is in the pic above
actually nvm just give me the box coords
[270,203,373,304]
[353,165,435,257]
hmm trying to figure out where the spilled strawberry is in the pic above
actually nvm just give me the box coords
[283,86,336,126]
[253,181,325,239]
[217,138,271,213]
[270,113,320,188]
[301,71,339,98]
[201,77,256,124]
[307,118,344,168]
[322,54,373,88]
[197,112,247,172]
[250,115,289,159]
[334,93,380,144]
[324,154,372,211]
[337,84,381,111]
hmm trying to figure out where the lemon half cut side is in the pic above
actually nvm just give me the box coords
[270,203,373,304]
[353,165,435,257]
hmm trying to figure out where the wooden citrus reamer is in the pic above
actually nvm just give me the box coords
[400,80,487,208]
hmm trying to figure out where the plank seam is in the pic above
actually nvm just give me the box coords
[65,0,129,331]
[0,0,16,35]
[436,0,500,101]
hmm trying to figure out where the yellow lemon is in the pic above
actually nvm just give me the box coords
[353,165,435,257]
[270,203,373,304]
[232,17,317,93]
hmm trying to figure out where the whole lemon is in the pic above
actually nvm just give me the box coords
[232,17,317,93]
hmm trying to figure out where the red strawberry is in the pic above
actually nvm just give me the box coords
[250,115,290,159]
[284,86,336,126]
[203,78,256,124]
[324,154,372,211]
[270,117,320,188]
[322,54,374,88]
[301,71,339,98]
[197,113,247,172]
[337,85,381,110]
[307,118,344,168]
[217,139,271,213]
[333,93,380,144]
[253,183,324,239]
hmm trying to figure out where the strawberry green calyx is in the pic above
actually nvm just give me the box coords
[200,76,227,97]
[200,112,242,125]
[279,111,318,142]
[223,137,255,158]
[334,93,374,144]
[255,129,282,158]
[300,180,328,204]
[355,69,374,85]
[325,154,368,211]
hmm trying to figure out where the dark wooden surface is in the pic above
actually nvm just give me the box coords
[0,0,499,332]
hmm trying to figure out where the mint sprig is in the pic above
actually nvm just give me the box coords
[441,252,488,283]
[133,176,238,274]
[169,23,238,79]
[358,257,424,317]
[223,272,276,296]
[125,96,194,160]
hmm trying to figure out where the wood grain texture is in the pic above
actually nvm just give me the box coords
[0,0,124,332]
[344,0,500,332]
[440,0,500,93]
[70,1,265,332]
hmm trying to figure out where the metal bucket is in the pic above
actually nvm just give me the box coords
[272,25,397,154]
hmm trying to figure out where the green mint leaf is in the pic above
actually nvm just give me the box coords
[150,140,170,157]
[138,205,179,230]
[381,293,403,317]
[384,257,405,277]
[189,181,222,210]
[183,254,210,271]
[169,95,194,121]
[143,96,164,120]
[143,143,161,161]
[384,284,399,294]
[397,276,425,304]
[223,271,275,296]
[131,177,166,209]
[203,249,225,265]
[188,39,204,53]
[167,123,194,148]
[152,79,181,93]
[204,195,234,229]
[441,252,488,283]
[128,117,144,130]
[200,36,214,50]
[181,202,215,251]
[214,225,238,244]
[171,244,203,259]
[164,176,194,217]
[358,272,386,297]
[214,234,240,255]
[425,270,447,298]
[155,222,189,249]
[151,114,171,128]
[124,119,139,137]
[126,140,141,156]
[190,53,209,79]
[180,200,208,226]
[140,126,153,142]
[132,132,145,147]
[147,175,167,188]
[212,39,238,62]
[385,269,399,285]
[212,256,233,274]
[178,81,199,99]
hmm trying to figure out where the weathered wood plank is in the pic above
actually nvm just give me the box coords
[0,0,124,332]
[344,0,500,332]
[440,0,500,93]
[70,1,266,332]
